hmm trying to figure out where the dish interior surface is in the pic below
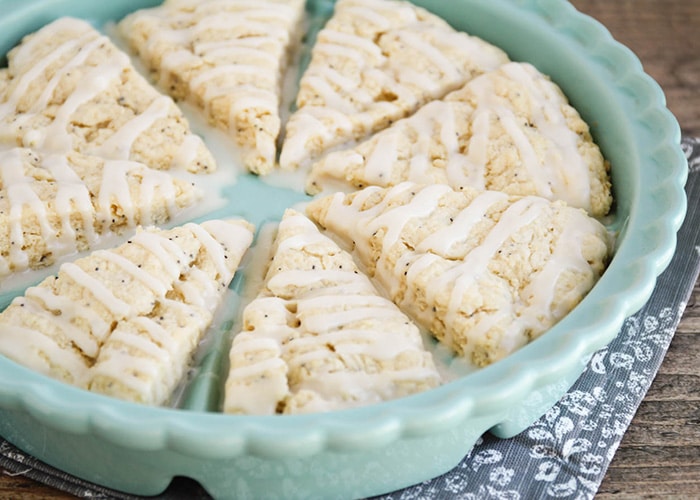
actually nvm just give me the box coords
[0,0,687,498]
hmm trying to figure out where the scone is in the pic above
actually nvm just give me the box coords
[0,17,214,173]
[0,147,200,278]
[119,0,305,175]
[223,209,440,415]
[306,62,612,218]
[307,183,610,367]
[0,219,255,405]
[278,0,510,170]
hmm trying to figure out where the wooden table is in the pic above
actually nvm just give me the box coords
[1,1,699,498]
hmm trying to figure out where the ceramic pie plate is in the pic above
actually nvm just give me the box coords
[0,0,687,499]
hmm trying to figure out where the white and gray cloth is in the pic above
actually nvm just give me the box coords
[1,136,699,499]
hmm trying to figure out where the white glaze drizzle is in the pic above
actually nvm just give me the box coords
[61,262,132,317]
[121,0,304,172]
[25,284,110,348]
[311,183,608,364]
[94,96,173,160]
[421,191,508,257]
[85,221,253,404]
[429,197,547,331]
[279,0,508,169]
[0,148,56,271]
[16,292,99,359]
[0,24,94,119]
[0,17,201,169]
[92,249,168,296]
[468,62,592,208]
[42,153,99,247]
[313,62,594,211]
[0,220,254,405]
[87,300,207,405]
[0,146,200,279]
[224,211,439,415]
[0,322,89,386]
[0,17,213,278]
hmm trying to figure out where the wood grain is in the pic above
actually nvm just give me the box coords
[1,0,699,498]
[570,0,700,137]
[0,477,74,500]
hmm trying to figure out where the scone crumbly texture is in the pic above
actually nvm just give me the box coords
[279,0,510,170]
[0,219,254,405]
[0,147,200,278]
[119,0,306,175]
[307,182,610,367]
[223,209,440,415]
[307,62,612,218]
[0,17,214,173]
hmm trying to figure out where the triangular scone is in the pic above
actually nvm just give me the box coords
[119,0,305,175]
[223,209,440,415]
[0,17,214,173]
[307,183,610,367]
[0,219,254,405]
[307,62,612,218]
[278,0,509,170]
[0,147,201,278]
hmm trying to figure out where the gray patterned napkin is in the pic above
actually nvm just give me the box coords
[1,137,698,500]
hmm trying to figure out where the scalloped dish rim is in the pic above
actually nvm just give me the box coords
[0,0,688,495]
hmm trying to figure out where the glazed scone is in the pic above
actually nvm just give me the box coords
[0,219,254,405]
[89,219,254,404]
[0,17,214,173]
[119,0,305,175]
[89,296,212,405]
[0,147,200,278]
[307,62,612,218]
[278,0,510,170]
[223,209,440,415]
[307,183,610,367]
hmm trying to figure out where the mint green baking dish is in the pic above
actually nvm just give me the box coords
[0,0,687,499]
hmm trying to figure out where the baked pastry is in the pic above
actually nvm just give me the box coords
[307,183,610,367]
[278,0,510,171]
[0,17,214,173]
[223,209,440,415]
[306,62,612,218]
[0,5,615,412]
[0,219,254,405]
[0,147,200,278]
[119,0,306,175]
